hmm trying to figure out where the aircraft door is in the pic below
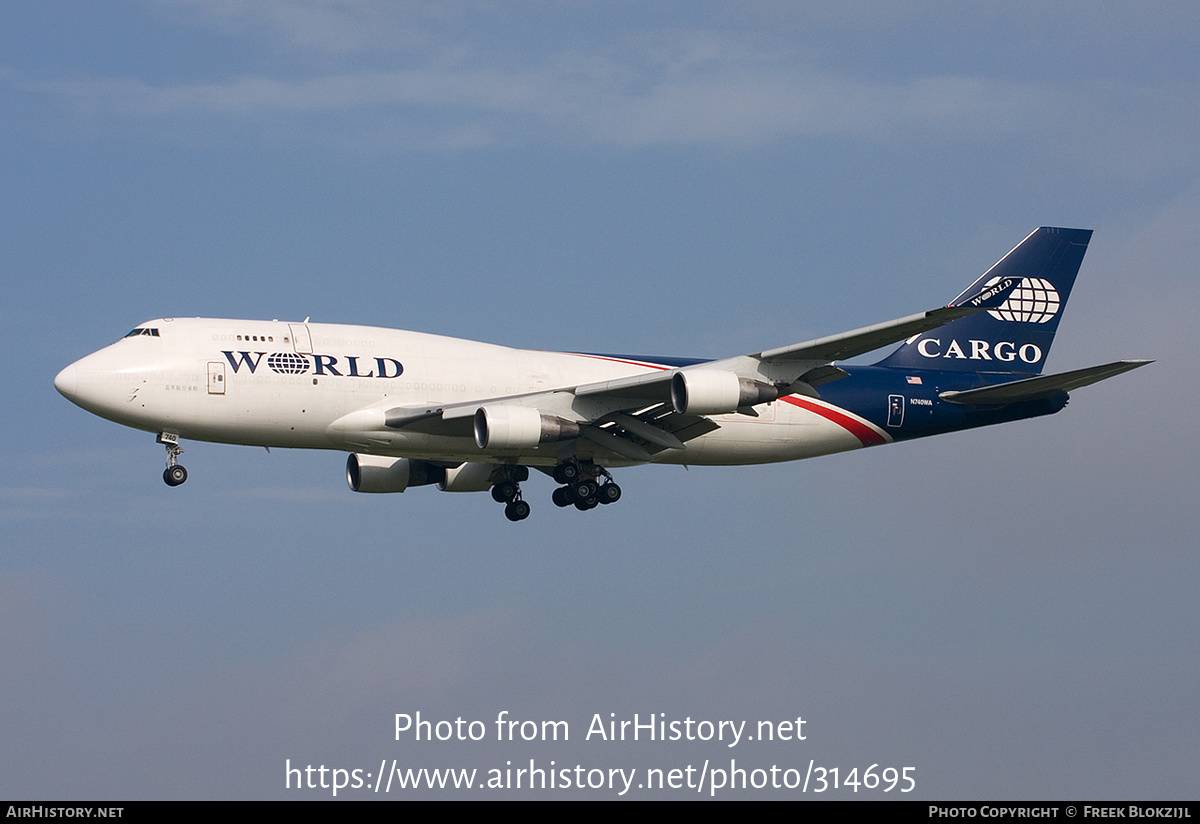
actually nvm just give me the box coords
[207,362,226,395]
[887,394,904,427]
[289,323,313,354]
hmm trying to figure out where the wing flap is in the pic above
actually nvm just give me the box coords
[610,412,686,450]
[579,426,654,462]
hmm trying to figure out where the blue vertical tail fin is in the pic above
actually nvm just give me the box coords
[875,227,1092,374]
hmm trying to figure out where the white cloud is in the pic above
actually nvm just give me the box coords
[160,0,450,55]
[6,6,1198,160]
[23,63,1059,150]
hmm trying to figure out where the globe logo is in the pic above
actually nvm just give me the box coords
[266,352,311,375]
[984,276,1060,323]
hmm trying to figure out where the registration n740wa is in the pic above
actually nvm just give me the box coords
[55,227,1149,521]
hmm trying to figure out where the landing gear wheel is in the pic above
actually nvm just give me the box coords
[552,487,572,507]
[553,462,580,484]
[505,500,531,521]
[572,480,597,501]
[574,496,598,511]
[492,480,519,503]
[163,465,188,486]
[598,482,621,504]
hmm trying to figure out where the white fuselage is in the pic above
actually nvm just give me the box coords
[55,318,886,466]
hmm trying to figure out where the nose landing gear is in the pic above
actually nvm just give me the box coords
[157,433,188,487]
[162,441,187,487]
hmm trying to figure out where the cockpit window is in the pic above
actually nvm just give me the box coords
[124,328,160,337]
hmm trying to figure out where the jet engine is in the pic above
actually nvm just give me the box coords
[346,454,444,493]
[473,405,580,449]
[670,371,781,415]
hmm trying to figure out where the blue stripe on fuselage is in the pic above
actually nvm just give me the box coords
[815,366,1068,441]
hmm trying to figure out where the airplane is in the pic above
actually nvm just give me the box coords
[54,227,1149,521]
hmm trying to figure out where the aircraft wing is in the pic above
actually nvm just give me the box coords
[938,360,1153,405]
[755,276,1022,363]
[375,393,715,458]
[336,279,1024,461]
[572,276,1025,399]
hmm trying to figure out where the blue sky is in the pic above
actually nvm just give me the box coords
[2,1,1197,799]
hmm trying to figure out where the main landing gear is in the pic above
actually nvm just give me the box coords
[490,465,531,521]
[550,460,621,512]
[489,460,622,521]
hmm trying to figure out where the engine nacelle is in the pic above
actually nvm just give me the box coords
[473,405,580,449]
[346,454,444,493]
[438,462,495,492]
[671,370,781,415]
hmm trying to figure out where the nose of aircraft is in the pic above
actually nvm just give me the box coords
[54,363,78,401]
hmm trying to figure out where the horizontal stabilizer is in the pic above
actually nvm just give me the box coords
[938,360,1152,405]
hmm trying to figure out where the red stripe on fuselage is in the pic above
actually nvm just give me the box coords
[565,353,671,370]
[780,395,888,447]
